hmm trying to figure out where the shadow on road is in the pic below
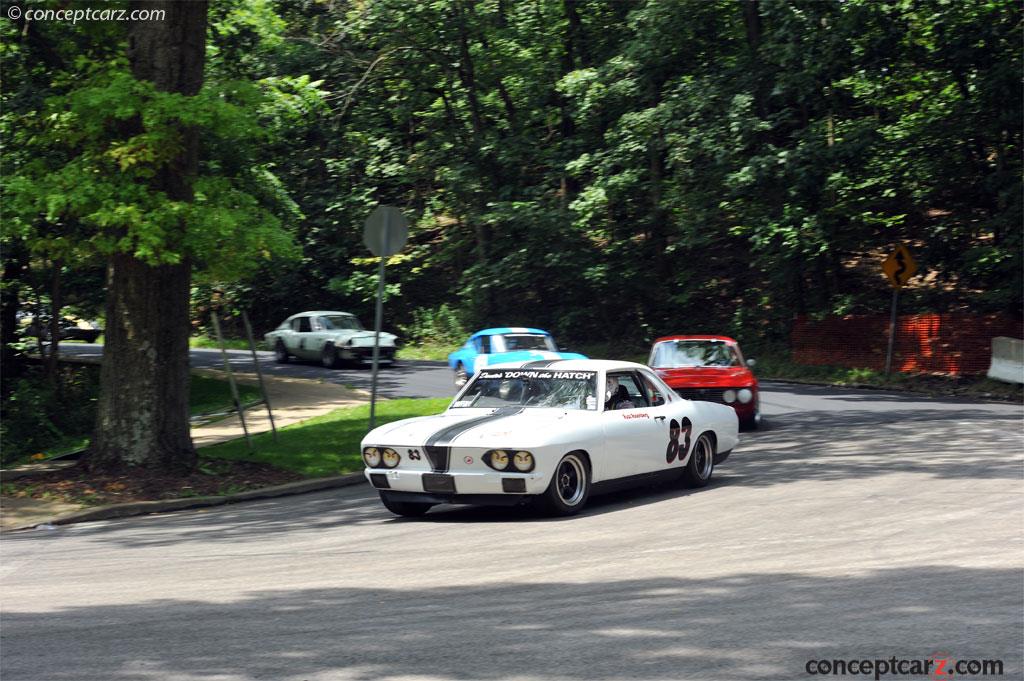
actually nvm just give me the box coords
[2,568,1020,680]
[727,407,1022,488]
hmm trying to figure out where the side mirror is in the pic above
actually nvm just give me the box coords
[746,358,756,368]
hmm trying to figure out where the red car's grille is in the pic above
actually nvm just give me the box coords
[674,388,726,403]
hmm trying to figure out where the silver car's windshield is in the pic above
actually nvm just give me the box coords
[500,334,557,352]
[652,340,739,368]
[452,369,598,410]
[321,315,364,331]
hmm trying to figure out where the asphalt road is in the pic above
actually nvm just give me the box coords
[59,343,457,399]
[3,384,1022,680]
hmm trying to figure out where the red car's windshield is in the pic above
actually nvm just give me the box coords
[652,340,740,368]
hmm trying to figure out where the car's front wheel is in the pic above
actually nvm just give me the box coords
[682,433,715,488]
[274,341,290,364]
[379,492,433,517]
[453,363,468,387]
[321,343,341,369]
[536,452,590,516]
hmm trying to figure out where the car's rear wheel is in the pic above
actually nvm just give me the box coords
[379,492,433,517]
[682,433,715,488]
[536,452,590,516]
[454,363,468,387]
[274,341,290,363]
[321,343,341,369]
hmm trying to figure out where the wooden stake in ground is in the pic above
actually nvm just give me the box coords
[242,310,277,441]
[211,312,252,451]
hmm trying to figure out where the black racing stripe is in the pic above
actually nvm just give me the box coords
[521,359,560,369]
[423,407,525,472]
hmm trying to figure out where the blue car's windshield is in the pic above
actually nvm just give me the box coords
[499,334,557,352]
[452,369,598,410]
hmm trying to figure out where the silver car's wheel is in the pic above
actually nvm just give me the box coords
[322,343,341,369]
[454,364,468,387]
[274,341,290,364]
[683,433,715,488]
[537,452,590,516]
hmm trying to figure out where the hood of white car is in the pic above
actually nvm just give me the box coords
[335,330,397,347]
[364,407,593,449]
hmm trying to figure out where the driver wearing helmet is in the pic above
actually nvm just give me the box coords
[605,375,635,410]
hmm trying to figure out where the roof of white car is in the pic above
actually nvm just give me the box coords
[287,311,357,318]
[488,358,649,372]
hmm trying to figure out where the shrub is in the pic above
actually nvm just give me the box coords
[401,304,467,345]
[0,364,99,466]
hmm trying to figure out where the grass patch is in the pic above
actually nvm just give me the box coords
[189,335,262,351]
[396,342,454,361]
[201,397,451,477]
[189,374,262,416]
[395,341,645,363]
[752,351,1023,401]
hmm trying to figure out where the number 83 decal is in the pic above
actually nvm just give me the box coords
[665,417,692,464]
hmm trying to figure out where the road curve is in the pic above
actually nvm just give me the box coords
[59,343,457,399]
[2,383,1021,680]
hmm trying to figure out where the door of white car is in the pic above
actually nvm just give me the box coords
[636,368,692,469]
[599,370,666,481]
[288,315,314,358]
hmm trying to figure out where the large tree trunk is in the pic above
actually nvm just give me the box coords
[88,1,207,473]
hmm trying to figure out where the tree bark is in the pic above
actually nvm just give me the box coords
[88,0,207,473]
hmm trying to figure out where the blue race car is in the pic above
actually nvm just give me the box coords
[447,327,587,386]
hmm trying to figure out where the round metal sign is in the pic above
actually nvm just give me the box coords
[363,206,409,257]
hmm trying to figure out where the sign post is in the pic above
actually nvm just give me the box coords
[881,244,918,376]
[363,206,409,430]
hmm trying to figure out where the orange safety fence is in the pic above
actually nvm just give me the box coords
[791,313,1024,376]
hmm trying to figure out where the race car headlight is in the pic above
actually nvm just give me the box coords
[737,388,753,404]
[381,448,400,468]
[512,451,534,472]
[723,389,737,403]
[362,447,382,468]
[485,449,510,471]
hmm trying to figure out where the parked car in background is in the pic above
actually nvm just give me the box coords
[23,316,103,343]
[648,335,760,429]
[265,311,397,368]
[447,327,586,386]
[362,359,739,517]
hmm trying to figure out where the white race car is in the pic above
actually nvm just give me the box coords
[361,359,739,517]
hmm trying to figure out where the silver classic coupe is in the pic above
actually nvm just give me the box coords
[264,311,398,368]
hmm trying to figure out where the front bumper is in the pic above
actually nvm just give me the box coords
[364,468,548,497]
[341,346,396,362]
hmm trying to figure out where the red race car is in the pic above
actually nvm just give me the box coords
[648,335,761,430]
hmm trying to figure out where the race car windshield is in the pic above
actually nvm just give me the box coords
[652,340,739,368]
[500,334,557,351]
[452,369,598,410]
[320,315,364,331]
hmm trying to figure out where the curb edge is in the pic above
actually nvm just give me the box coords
[8,472,368,532]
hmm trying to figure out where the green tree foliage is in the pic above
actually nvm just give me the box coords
[4,0,1019,368]
[213,0,1019,349]
[2,1,303,471]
